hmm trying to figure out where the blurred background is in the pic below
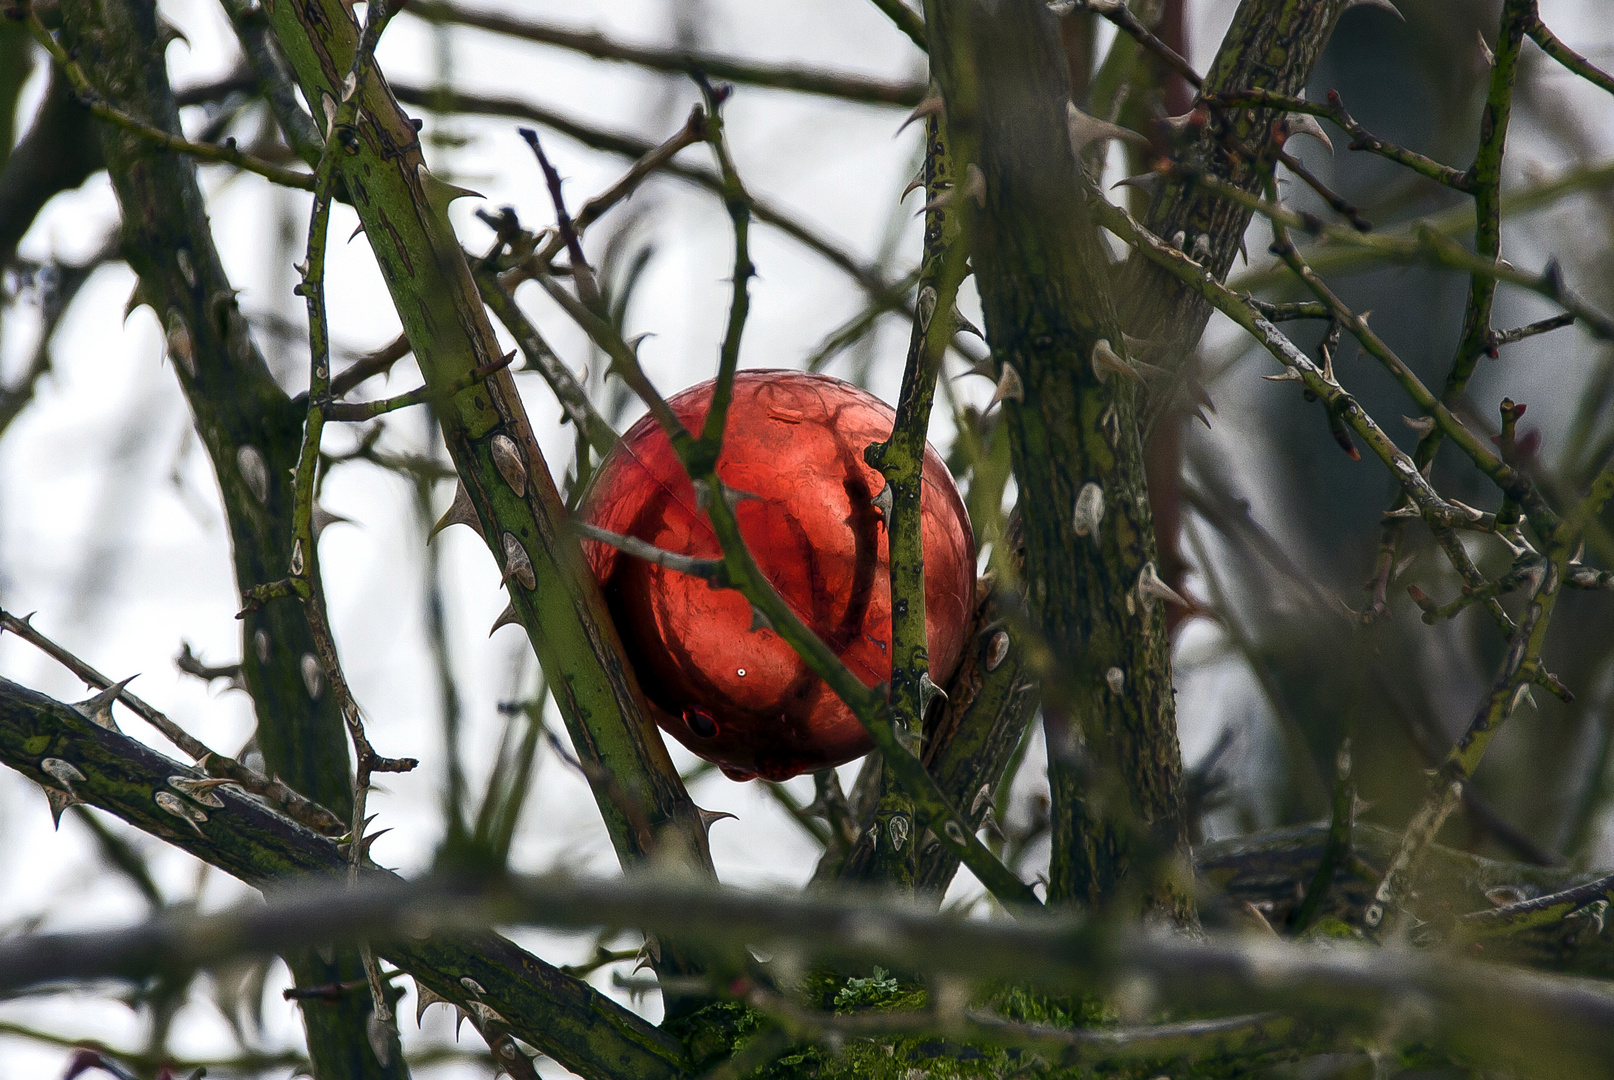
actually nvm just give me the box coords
[1,0,1612,1075]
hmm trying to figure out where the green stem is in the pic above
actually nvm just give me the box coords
[1207,88,1472,191]
[858,100,967,890]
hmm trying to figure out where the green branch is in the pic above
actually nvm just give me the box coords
[854,90,970,890]
[1525,5,1614,97]
[54,0,406,1069]
[5,774,1614,1075]
[929,0,1189,916]
[1207,88,1472,191]
[868,0,929,52]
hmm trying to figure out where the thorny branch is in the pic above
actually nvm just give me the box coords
[283,1,419,1039]
[0,608,344,835]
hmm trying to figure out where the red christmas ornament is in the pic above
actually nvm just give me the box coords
[580,370,976,782]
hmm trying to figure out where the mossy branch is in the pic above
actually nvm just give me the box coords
[0,678,688,1080]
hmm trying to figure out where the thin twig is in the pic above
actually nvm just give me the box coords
[501,105,709,284]
[1365,543,1572,929]
[476,264,618,457]
[403,0,928,107]
[1488,312,1575,349]
[866,0,929,52]
[325,352,515,422]
[1524,7,1614,99]
[385,83,904,301]
[1076,0,1201,93]
[1208,89,1473,192]
[1292,739,1355,933]
[520,127,601,309]
[286,4,418,1036]
[860,95,970,888]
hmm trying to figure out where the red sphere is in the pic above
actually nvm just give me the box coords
[580,370,976,781]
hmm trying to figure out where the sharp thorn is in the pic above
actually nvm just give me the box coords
[489,602,521,637]
[1348,0,1404,17]
[1090,339,1139,384]
[429,483,484,542]
[73,676,137,731]
[1137,561,1189,609]
[45,786,83,828]
[1282,113,1334,155]
[899,166,926,203]
[414,979,449,1027]
[697,806,738,833]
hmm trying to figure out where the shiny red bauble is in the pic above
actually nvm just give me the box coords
[580,370,976,782]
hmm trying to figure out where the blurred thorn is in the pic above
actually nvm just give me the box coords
[1402,414,1437,437]
[1067,102,1149,154]
[45,786,84,828]
[1090,339,1139,384]
[414,978,450,1027]
[963,163,986,207]
[1113,171,1164,195]
[898,94,946,135]
[1348,0,1404,17]
[952,307,984,339]
[311,502,356,539]
[900,166,925,202]
[987,363,1024,411]
[696,806,738,834]
[1137,561,1189,609]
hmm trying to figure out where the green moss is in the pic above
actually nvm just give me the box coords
[1299,915,1363,942]
[663,999,769,1072]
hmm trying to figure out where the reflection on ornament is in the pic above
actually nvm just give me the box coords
[581,370,975,781]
